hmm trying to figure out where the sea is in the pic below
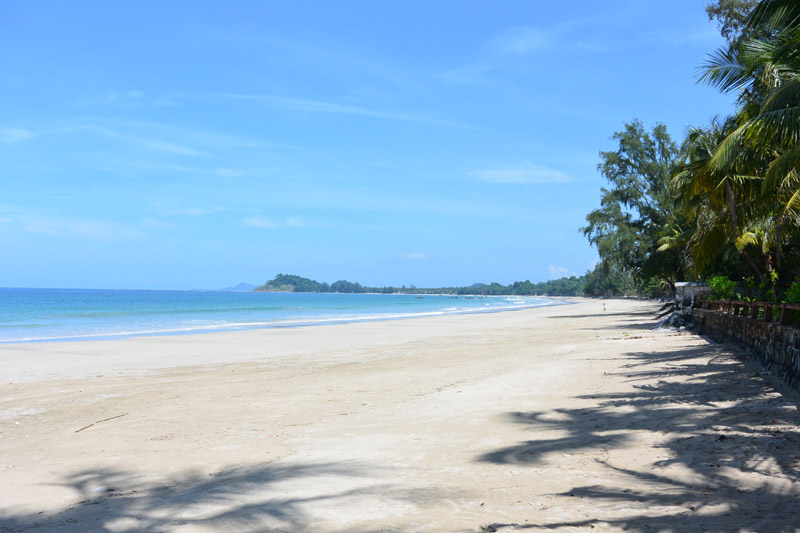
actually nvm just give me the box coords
[0,288,562,343]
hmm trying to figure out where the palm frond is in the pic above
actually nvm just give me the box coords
[764,146,800,190]
[735,231,760,250]
[688,216,730,273]
[747,0,800,33]
[698,46,751,94]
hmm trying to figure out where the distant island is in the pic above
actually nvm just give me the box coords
[221,282,258,292]
[254,273,584,296]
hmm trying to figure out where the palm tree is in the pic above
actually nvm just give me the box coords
[699,0,800,218]
[676,0,800,288]
[668,119,766,279]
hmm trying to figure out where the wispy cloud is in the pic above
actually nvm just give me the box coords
[105,118,286,150]
[71,90,176,108]
[57,124,205,157]
[645,27,720,47]
[439,63,497,84]
[399,251,428,260]
[0,205,142,241]
[41,118,273,160]
[548,265,575,278]
[0,128,35,143]
[224,93,474,129]
[216,168,244,177]
[147,202,254,218]
[121,134,204,157]
[245,186,532,220]
[242,216,305,229]
[442,21,604,84]
[489,26,552,55]
[471,163,571,184]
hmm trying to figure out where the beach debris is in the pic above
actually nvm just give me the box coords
[654,299,695,331]
[75,413,128,433]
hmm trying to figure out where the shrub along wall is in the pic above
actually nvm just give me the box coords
[693,307,800,390]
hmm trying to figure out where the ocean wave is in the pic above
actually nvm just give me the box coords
[0,298,562,343]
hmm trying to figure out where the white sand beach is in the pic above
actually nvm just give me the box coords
[1,298,799,532]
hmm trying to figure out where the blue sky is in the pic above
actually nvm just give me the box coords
[1,1,735,289]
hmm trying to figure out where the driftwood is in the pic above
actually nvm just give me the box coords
[75,413,128,433]
[654,300,695,330]
[656,300,678,319]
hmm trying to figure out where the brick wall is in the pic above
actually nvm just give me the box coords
[693,308,800,390]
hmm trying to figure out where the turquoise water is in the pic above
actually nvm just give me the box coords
[0,288,562,343]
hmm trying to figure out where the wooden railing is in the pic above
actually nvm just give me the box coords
[697,299,800,327]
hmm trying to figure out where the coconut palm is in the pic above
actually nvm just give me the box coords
[699,0,800,218]
[668,118,768,278]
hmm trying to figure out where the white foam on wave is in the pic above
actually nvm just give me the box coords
[0,297,562,343]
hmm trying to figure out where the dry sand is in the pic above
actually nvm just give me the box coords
[1,298,799,532]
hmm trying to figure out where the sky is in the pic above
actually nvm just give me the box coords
[1,1,737,290]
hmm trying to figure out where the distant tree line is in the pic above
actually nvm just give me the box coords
[254,273,587,297]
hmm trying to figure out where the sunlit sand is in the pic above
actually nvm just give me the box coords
[1,299,798,531]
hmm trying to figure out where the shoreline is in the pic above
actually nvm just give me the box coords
[2,298,798,531]
[0,295,571,346]
[0,295,568,346]
[0,298,580,384]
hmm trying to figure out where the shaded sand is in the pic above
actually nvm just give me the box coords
[1,298,799,532]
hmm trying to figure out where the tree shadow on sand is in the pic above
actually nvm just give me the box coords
[547,309,665,332]
[0,461,436,532]
[476,339,800,531]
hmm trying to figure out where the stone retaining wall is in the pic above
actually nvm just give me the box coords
[693,308,800,390]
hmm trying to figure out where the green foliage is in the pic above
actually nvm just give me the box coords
[707,275,738,300]
[581,261,662,298]
[586,1,800,302]
[329,280,366,293]
[582,120,685,295]
[254,274,586,296]
[705,0,759,44]
[255,274,328,292]
[784,282,800,303]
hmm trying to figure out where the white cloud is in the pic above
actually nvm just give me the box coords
[147,202,247,218]
[175,207,222,216]
[243,216,305,229]
[471,163,572,184]
[548,265,575,278]
[442,21,602,84]
[59,124,205,157]
[646,27,719,47]
[284,217,304,227]
[243,217,276,228]
[489,26,551,55]
[224,93,475,129]
[0,128,35,143]
[141,217,172,229]
[399,252,428,260]
[0,205,142,241]
[216,168,244,177]
[72,90,176,108]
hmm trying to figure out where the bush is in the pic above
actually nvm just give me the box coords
[785,281,800,303]
[707,275,737,300]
